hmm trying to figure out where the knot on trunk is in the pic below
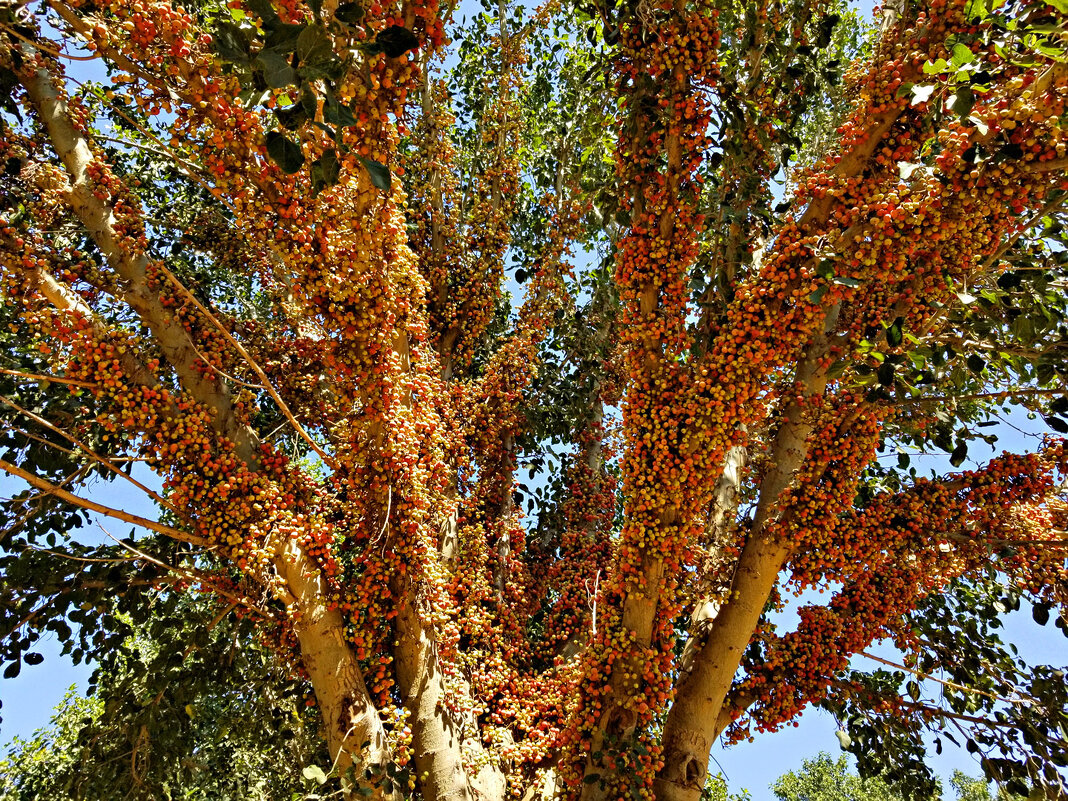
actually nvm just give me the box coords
[682,756,703,788]
[605,706,637,738]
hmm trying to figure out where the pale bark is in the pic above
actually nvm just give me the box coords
[279,541,391,777]
[392,576,476,801]
[17,48,394,787]
[578,63,686,799]
[653,306,839,801]
[383,333,478,801]
[677,445,746,678]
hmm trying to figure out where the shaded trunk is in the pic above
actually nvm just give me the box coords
[392,576,477,801]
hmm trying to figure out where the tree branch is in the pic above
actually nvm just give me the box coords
[0,457,207,546]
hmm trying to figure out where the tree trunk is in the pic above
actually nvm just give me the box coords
[279,541,390,779]
[392,576,476,801]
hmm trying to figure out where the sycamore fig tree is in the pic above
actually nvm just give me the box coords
[2,0,1068,797]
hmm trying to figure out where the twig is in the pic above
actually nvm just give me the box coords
[858,651,1027,705]
[0,367,96,387]
[981,194,1068,272]
[585,568,601,635]
[98,525,268,615]
[897,698,1021,729]
[0,393,179,514]
[22,543,141,564]
[895,387,1066,406]
[0,21,99,61]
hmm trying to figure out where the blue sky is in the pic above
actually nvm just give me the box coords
[3,0,1068,797]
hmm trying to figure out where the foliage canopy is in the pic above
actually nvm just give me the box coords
[1,0,1068,798]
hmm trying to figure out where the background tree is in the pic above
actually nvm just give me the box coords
[1,0,1067,798]
[770,753,1027,801]
[772,753,914,801]
[0,595,325,800]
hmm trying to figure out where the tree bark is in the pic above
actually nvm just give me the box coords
[654,306,839,801]
[279,541,391,778]
[18,46,395,789]
[17,49,260,466]
[392,576,477,801]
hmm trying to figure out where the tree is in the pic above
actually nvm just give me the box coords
[949,770,1027,801]
[0,596,326,800]
[0,0,1067,797]
[773,753,913,801]
[771,754,1026,801]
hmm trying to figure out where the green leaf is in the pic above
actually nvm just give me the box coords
[237,87,271,108]
[264,22,306,53]
[966,354,986,374]
[923,58,950,75]
[254,49,297,88]
[834,729,852,750]
[906,680,921,701]
[1045,416,1068,434]
[323,95,357,127]
[3,660,19,679]
[266,131,305,173]
[212,21,251,64]
[311,149,341,195]
[302,765,329,785]
[809,285,828,303]
[833,275,861,288]
[358,156,391,191]
[297,25,336,72]
[878,361,895,386]
[247,0,279,24]
[275,102,309,130]
[950,441,968,467]
[1033,603,1051,626]
[886,317,904,348]
[951,43,975,67]
[815,13,839,48]
[949,87,974,118]
[374,25,420,58]
[335,2,365,23]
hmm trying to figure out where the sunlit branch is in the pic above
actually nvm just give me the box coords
[0,394,177,513]
[980,194,1068,273]
[154,263,335,469]
[0,458,209,546]
[895,388,1067,406]
[99,525,269,617]
[0,20,98,60]
[896,698,1023,730]
[0,367,96,387]
[857,651,1030,705]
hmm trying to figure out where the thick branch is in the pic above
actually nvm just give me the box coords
[0,457,206,545]
[654,306,839,801]
[17,51,262,466]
